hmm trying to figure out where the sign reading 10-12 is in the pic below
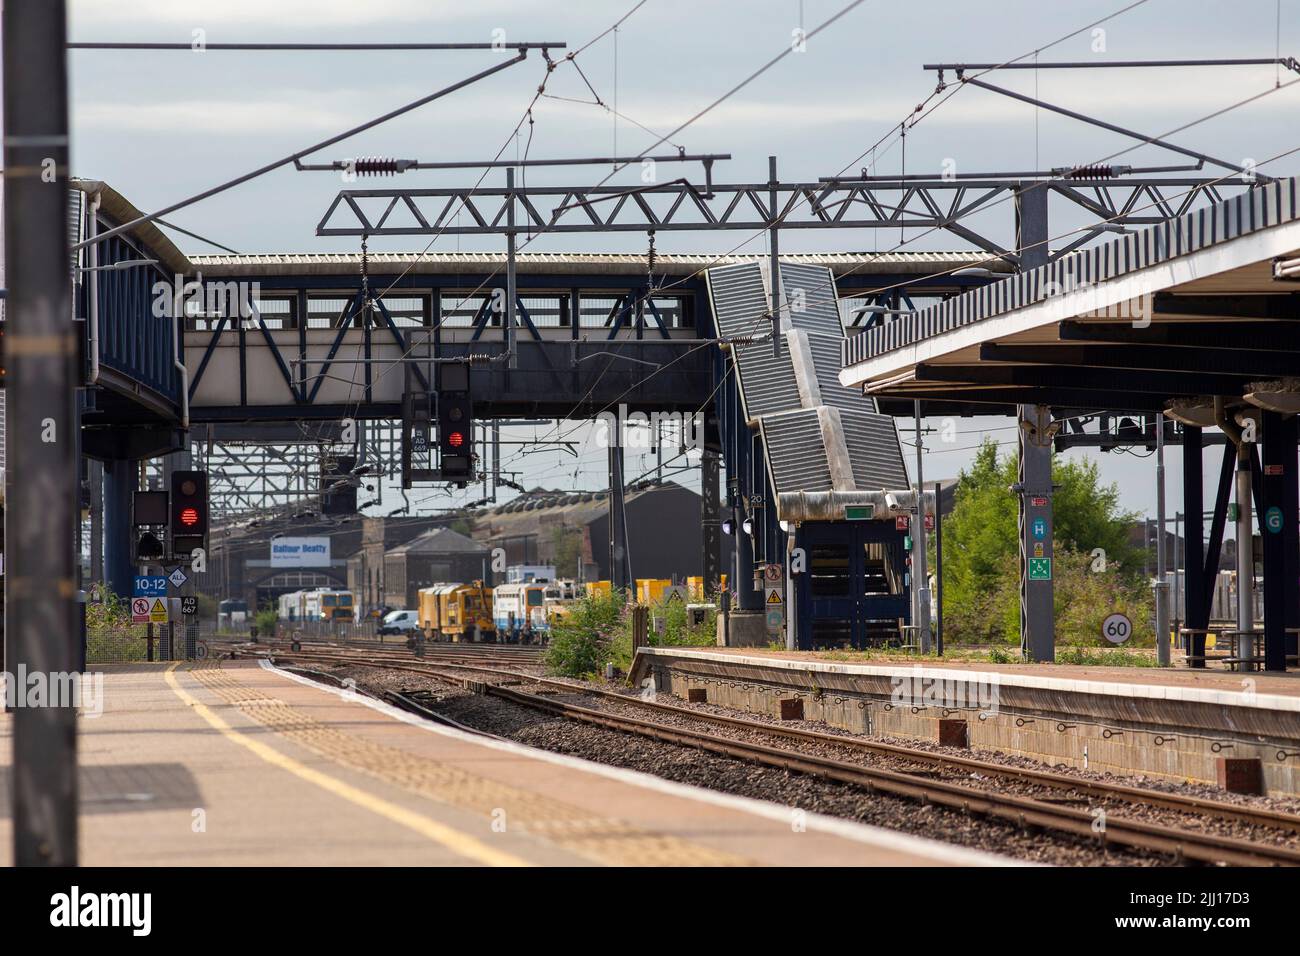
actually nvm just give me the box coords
[1102,612,1132,645]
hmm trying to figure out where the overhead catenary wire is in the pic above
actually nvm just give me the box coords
[71,48,547,252]
[191,1,1280,515]
[482,0,1169,486]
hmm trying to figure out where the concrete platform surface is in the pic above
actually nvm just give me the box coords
[640,647,1300,704]
[0,660,1005,867]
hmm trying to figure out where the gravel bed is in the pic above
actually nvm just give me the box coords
[545,684,1300,851]
[286,655,1300,862]
[296,660,1169,866]
[463,665,1300,820]
[381,659,1300,819]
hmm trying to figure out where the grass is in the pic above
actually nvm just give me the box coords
[752,641,1160,668]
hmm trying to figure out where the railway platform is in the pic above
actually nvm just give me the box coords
[631,648,1300,796]
[0,659,1003,867]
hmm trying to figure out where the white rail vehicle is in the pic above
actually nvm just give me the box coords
[278,588,355,623]
[492,582,549,643]
[277,590,304,622]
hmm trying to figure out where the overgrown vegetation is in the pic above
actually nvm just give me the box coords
[85,591,147,663]
[544,590,716,678]
[941,438,1152,649]
[254,604,278,635]
[545,590,625,677]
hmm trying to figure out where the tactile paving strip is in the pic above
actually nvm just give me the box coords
[188,663,752,867]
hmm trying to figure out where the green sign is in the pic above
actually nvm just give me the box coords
[1265,506,1284,534]
[844,504,875,521]
[1028,557,1052,581]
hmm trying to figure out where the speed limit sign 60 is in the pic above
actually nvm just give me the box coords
[1102,612,1132,645]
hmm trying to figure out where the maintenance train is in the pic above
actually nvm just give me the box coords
[413,578,587,644]
[417,581,495,643]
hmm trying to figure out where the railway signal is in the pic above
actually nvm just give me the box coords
[437,361,474,484]
[169,469,209,560]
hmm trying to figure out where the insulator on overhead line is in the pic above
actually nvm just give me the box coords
[1056,164,1122,180]
[352,157,415,176]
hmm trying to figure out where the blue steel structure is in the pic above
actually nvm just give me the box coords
[82,237,984,635]
[69,176,1015,645]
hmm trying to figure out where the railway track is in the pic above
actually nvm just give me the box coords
[246,638,544,666]
[250,646,1300,866]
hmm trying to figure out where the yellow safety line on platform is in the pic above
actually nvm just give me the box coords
[163,663,529,868]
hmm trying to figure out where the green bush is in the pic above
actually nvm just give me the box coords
[254,605,278,635]
[544,591,717,678]
[85,591,148,663]
[606,596,716,672]
[1056,645,1158,667]
[940,437,1149,650]
[545,591,626,678]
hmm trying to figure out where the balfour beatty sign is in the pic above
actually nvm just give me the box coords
[270,537,331,568]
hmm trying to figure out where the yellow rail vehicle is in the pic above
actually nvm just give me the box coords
[418,582,494,643]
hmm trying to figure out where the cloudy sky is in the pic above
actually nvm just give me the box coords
[60,0,1300,520]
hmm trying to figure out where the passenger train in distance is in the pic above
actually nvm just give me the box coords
[277,588,356,623]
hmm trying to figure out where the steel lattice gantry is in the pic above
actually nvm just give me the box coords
[316,176,1253,268]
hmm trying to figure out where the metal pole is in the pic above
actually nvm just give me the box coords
[934,480,944,656]
[609,436,628,593]
[491,421,500,502]
[1182,426,1208,667]
[89,458,103,584]
[701,447,720,596]
[655,419,662,483]
[768,155,781,359]
[3,0,79,865]
[480,421,488,502]
[913,400,931,652]
[505,167,517,371]
[1018,404,1055,662]
[1235,452,1255,668]
[1155,418,1171,666]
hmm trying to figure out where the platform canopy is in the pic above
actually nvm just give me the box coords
[840,178,1300,415]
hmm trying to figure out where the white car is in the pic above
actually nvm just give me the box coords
[377,609,420,636]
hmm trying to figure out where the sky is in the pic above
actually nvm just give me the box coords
[55,0,1300,522]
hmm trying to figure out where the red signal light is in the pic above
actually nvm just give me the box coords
[448,431,464,448]
[180,507,200,526]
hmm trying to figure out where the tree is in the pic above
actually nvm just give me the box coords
[940,438,1145,644]
[550,526,583,579]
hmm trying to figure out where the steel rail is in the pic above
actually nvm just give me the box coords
[253,642,1300,833]
[251,642,1300,834]
[255,647,1300,864]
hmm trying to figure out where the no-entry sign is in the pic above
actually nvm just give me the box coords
[131,597,151,623]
